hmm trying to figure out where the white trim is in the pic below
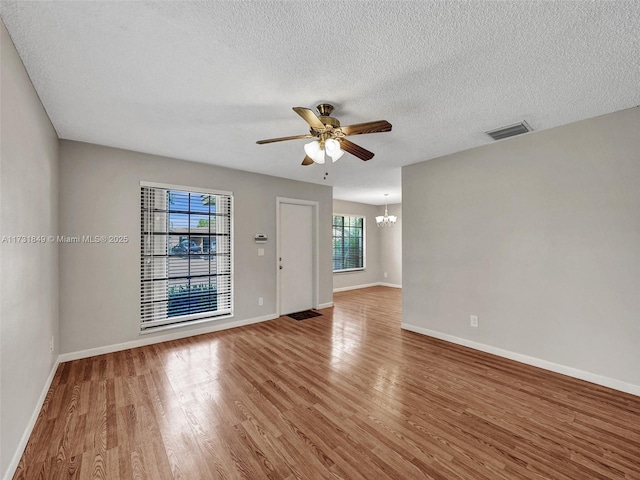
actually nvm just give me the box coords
[318,302,334,309]
[333,267,366,274]
[3,359,60,480]
[139,180,232,197]
[276,197,320,316]
[334,283,379,293]
[140,311,234,334]
[59,313,277,363]
[401,323,640,398]
[333,282,402,293]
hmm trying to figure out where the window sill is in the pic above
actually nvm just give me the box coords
[140,313,234,334]
[333,268,365,274]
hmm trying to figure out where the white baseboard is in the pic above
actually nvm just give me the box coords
[59,313,278,363]
[333,282,402,293]
[333,282,379,293]
[401,323,640,397]
[317,302,334,309]
[3,358,60,480]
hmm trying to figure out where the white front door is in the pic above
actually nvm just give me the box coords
[279,202,314,315]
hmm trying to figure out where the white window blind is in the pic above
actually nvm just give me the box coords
[332,215,365,272]
[140,184,233,331]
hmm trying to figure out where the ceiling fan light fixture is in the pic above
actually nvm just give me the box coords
[304,140,319,157]
[325,138,343,162]
[304,140,325,164]
[325,138,339,155]
[330,149,344,162]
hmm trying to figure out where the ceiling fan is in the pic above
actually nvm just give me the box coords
[256,104,392,166]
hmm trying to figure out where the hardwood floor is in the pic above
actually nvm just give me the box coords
[14,286,640,479]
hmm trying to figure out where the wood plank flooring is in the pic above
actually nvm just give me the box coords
[13,286,640,479]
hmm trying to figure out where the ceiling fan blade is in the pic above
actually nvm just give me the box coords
[339,138,375,161]
[293,107,326,130]
[341,120,392,136]
[256,134,314,144]
[301,155,314,166]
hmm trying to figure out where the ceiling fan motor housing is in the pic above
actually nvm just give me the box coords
[316,103,335,116]
[318,116,340,129]
[314,104,340,131]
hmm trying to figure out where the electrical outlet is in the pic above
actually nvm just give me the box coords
[49,335,54,353]
[258,297,263,306]
[470,315,479,328]
[384,272,388,278]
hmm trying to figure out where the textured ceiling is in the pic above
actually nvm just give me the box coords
[1,1,639,205]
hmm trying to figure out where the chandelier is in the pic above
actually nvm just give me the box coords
[376,194,397,227]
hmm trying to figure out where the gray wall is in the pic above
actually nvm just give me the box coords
[403,107,640,388]
[0,20,59,479]
[58,140,333,354]
[332,199,403,291]
[379,203,402,286]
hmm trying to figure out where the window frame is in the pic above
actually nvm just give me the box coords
[332,213,366,273]
[140,181,234,333]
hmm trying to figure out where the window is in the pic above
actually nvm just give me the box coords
[332,215,365,272]
[140,183,233,332]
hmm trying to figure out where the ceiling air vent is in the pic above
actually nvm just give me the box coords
[486,121,532,141]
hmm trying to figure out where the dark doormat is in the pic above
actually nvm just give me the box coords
[286,310,322,321]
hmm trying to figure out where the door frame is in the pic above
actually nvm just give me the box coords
[276,197,320,317]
